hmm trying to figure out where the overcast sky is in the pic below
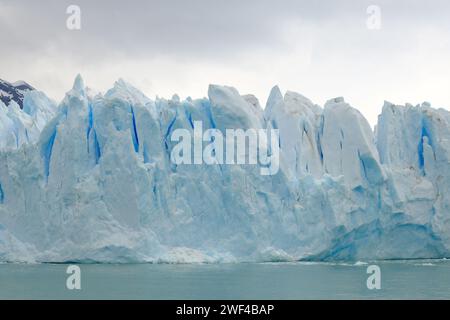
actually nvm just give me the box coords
[1,0,450,126]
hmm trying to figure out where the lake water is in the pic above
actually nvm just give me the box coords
[1,260,449,299]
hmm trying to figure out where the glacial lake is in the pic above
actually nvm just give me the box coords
[1,260,450,299]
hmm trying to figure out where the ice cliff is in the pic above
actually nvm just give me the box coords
[0,75,449,263]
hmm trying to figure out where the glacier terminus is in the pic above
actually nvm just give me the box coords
[0,75,450,263]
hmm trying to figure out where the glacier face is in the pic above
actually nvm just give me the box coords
[0,75,450,263]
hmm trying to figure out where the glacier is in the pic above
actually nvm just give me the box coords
[0,75,449,263]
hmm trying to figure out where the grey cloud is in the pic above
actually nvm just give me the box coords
[2,0,450,62]
[2,0,450,128]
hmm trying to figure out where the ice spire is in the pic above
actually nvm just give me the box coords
[72,74,85,93]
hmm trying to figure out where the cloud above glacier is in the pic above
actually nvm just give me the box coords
[1,0,450,125]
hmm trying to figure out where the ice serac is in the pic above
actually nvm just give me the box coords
[321,97,385,188]
[0,76,450,263]
[0,79,56,150]
[265,87,323,179]
[208,84,263,130]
